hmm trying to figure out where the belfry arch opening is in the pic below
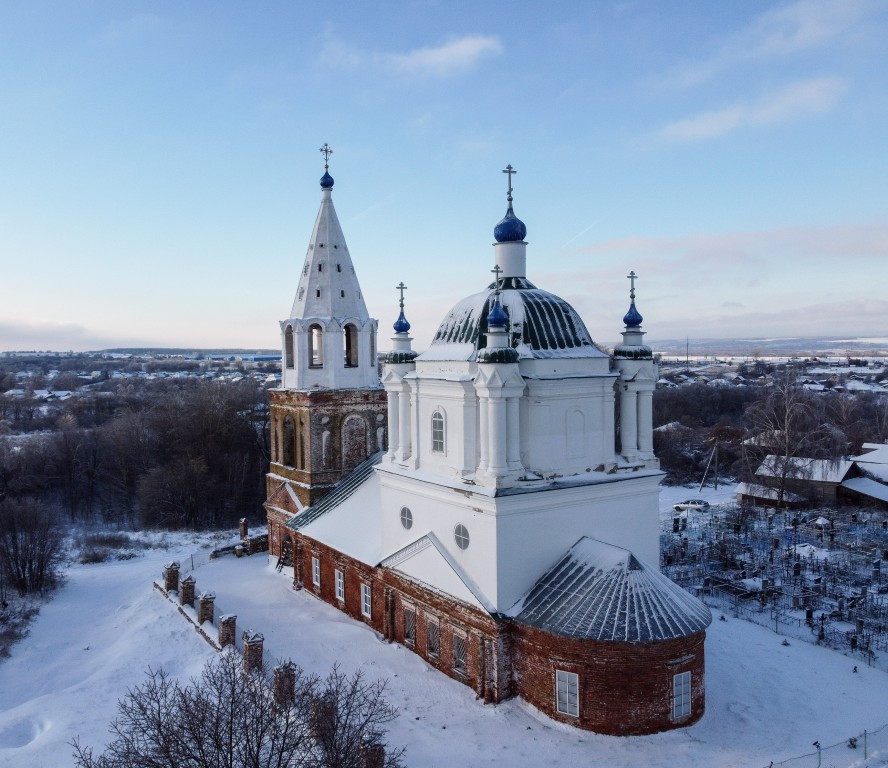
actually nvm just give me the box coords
[308,324,324,368]
[344,323,359,367]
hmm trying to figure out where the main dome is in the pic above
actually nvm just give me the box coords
[419,277,607,362]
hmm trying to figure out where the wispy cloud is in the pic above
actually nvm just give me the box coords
[320,33,503,79]
[384,35,503,77]
[665,0,874,88]
[659,76,845,141]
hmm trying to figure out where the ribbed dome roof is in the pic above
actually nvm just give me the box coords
[419,277,606,362]
[514,537,712,642]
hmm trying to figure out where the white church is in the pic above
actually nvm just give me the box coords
[265,148,711,735]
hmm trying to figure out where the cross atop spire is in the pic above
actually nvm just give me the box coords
[396,281,407,309]
[491,264,503,296]
[627,270,638,301]
[320,143,333,169]
[502,164,516,203]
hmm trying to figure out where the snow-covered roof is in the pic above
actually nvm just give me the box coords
[755,455,853,484]
[853,442,888,466]
[841,477,888,504]
[511,537,711,642]
[381,533,492,613]
[419,279,607,362]
[735,481,803,503]
[286,452,383,564]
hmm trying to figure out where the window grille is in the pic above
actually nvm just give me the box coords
[453,633,467,676]
[400,507,413,530]
[454,524,470,550]
[404,608,416,645]
[312,556,320,587]
[427,621,440,658]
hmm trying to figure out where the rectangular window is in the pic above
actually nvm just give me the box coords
[361,583,372,618]
[427,620,440,658]
[673,671,691,720]
[312,556,320,587]
[556,669,579,717]
[404,608,416,645]
[452,633,467,676]
[335,569,344,601]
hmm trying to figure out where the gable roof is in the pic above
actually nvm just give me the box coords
[755,455,853,484]
[511,537,711,642]
[381,532,493,613]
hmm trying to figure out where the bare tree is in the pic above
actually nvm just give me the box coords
[72,651,405,768]
[0,497,65,595]
[742,370,846,506]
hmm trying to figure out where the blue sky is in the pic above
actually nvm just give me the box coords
[1,0,886,352]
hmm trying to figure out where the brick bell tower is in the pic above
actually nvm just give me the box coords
[265,145,387,560]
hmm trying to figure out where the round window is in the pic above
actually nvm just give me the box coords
[454,523,470,550]
[400,506,413,530]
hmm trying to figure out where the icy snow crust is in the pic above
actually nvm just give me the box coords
[514,537,711,641]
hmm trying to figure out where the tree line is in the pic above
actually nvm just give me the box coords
[0,377,269,528]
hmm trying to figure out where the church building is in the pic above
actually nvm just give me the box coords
[265,148,711,736]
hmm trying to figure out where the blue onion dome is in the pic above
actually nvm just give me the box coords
[393,309,411,333]
[494,205,527,243]
[623,301,643,327]
[320,171,334,189]
[487,297,509,327]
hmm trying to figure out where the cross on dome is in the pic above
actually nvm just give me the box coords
[623,269,643,327]
[627,270,637,300]
[491,264,503,294]
[502,164,516,203]
[319,143,333,169]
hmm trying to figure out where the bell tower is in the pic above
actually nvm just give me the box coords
[266,146,387,558]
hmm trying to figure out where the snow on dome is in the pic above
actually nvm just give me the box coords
[493,205,527,242]
[419,278,606,362]
[513,537,711,642]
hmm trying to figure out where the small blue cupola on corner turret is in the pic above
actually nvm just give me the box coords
[393,281,411,333]
[386,281,418,365]
[623,270,643,327]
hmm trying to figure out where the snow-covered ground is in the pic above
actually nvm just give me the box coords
[2,490,888,768]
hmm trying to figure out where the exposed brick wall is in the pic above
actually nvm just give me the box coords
[268,388,387,509]
[281,525,708,734]
[512,623,707,735]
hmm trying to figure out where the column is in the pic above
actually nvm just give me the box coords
[386,391,398,460]
[637,389,654,454]
[620,385,638,456]
[487,397,507,474]
[506,396,521,470]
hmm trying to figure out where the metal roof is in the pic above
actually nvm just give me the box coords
[514,537,711,642]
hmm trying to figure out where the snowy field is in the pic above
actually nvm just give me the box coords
[2,486,888,768]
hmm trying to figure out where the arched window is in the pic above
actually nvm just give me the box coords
[308,324,324,368]
[343,323,359,367]
[284,326,294,369]
[283,415,295,467]
[454,524,470,550]
[431,410,445,453]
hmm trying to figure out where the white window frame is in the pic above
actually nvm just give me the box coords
[673,671,691,720]
[312,556,320,587]
[360,583,372,618]
[555,669,579,718]
[431,409,445,453]
[335,569,344,601]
